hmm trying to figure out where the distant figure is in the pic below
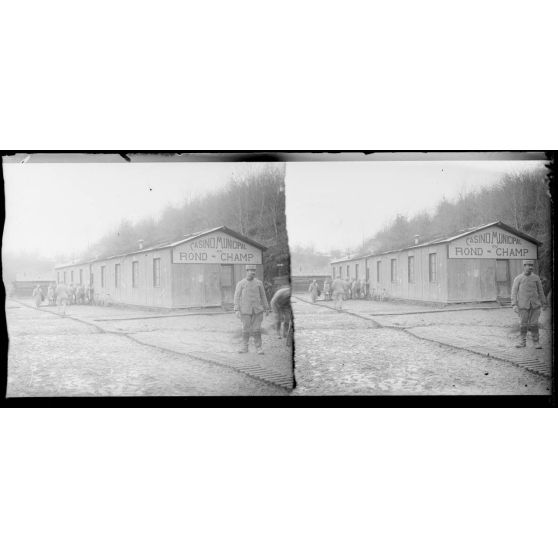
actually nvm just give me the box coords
[234,264,270,355]
[346,279,352,300]
[47,283,56,306]
[67,284,75,305]
[362,279,369,299]
[32,285,44,308]
[354,278,361,299]
[76,284,85,305]
[308,279,320,303]
[323,278,331,301]
[87,284,95,305]
[511,259,547,349]
[270,286,292,339]
[55,282,70,316]
[331,277,347,311]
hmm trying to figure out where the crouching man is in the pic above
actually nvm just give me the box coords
[234,264,270,354]
[511,259,547,349]
[270,285,292,339]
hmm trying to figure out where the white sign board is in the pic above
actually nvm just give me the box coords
[172,232,262,265]
[448,226,537,259]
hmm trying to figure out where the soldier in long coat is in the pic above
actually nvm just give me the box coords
[511,259,547,348]
[354,278,361,299]
[323,278,332,301]
[55,282,69,316]
[308,279,320,303]
[234,264,270,354]
[32,285,43,308]
[47,283,56,306]
[331,277,347,311]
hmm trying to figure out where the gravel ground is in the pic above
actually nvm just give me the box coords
[6,302,288,397]
[292,295,552,396]
[368,306,552,367]
[78,308,293,378]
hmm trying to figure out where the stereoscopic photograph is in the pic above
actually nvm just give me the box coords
[2,151,554,400]
[3,154,293,397]
[286,152,552,397]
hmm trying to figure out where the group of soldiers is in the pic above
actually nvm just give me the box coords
[304,259,549,349]
[26,260,548,354]
[32,282,96,314]
[308,277,368,307]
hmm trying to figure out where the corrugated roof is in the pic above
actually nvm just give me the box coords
[330,254,368,264]
[330,221,542,264]
[55,226,267,269]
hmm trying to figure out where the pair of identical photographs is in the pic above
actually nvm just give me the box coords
[2,152,554,406]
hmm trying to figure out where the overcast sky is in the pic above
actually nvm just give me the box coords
[3,157,547,261]
[2,161,265,260]
[285,160,547,253]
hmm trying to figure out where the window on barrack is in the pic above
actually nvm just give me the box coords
[132,261,139,288]
[408,256,415,284]
[429,253,437,283]
[153,258,161,287]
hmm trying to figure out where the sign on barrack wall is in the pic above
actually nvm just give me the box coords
[448,226,538,259]
[172,232,263,265]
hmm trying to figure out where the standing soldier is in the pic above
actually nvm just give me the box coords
[354,277,361,299]
[47,282,56,306]
[331,276,347,311]
[352,278,357,299]
[87,282,95,305]
[345,278,352,300]
[308,279,320,303]
[55,282,70,316]
[323,277,331,301]
[234,264,270,354]
[32,284,44,308]
[511,259,547,349]
[67,283,75,305]
[76,284,85,304]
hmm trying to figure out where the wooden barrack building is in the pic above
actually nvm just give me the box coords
[330,222,541,304]
[55,227,266,309]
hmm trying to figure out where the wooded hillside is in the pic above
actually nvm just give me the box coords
[82,163,289,284]
[361,167,552,279]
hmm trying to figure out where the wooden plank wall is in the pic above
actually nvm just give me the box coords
[447,259,496,302]
[57,253,267,309]
[330,258,367,281]
[364,245,448,302]
[55,264,89,287]
[509,260,525,282]
[172,263,206,307]
[90,248,173,307]
[172,262,264,308]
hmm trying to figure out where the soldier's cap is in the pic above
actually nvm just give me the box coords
[522,259,535,266]
[246,264,257,271]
